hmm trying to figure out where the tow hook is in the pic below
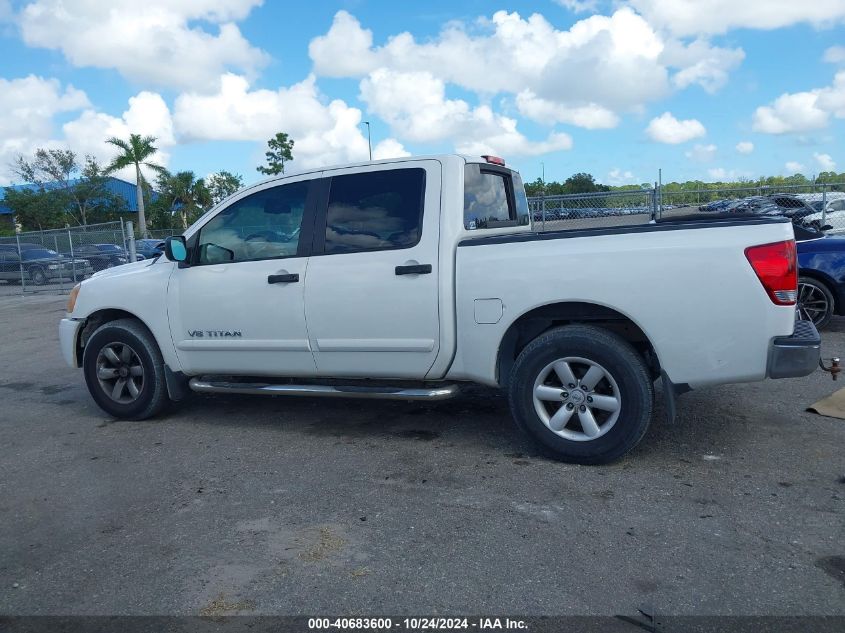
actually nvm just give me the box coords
[819,357,841,380]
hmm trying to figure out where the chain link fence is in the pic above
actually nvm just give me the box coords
[3,181,845,296]
[528,188,656,231]
[528,182,845,233]
[0,220,133,296]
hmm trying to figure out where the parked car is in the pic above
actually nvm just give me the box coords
[0,244,93,285]
[794,224,845,329]
[135,239,166,259]
[60,154,819,464]
[796,196,845,232]
[67,243,136,271]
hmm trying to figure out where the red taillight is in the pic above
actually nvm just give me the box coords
[482,155,505,166]
[744,240,797,305]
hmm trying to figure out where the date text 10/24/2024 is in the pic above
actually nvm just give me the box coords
[308,619,528,630]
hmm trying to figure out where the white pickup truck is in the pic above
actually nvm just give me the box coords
[60,154,820,463]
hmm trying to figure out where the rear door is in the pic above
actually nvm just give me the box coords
[304,161,442,379]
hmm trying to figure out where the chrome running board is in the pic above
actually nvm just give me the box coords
[188,378,460,401]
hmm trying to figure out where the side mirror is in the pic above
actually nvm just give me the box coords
[164,236,188,263]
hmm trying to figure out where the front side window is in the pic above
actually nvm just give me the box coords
[463,164,516,229]
[324,168,425,255]
[196,182,308,264]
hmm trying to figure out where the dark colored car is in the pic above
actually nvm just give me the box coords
[135,239,165,259]
[68,243,133,271]
[0,243,93,285]
[700,194,816,220]
[795,225,845,328]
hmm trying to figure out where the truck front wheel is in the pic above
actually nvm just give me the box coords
[508,325,654,464]
[82,318,169,420]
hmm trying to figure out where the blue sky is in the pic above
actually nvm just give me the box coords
[0,0,843,188]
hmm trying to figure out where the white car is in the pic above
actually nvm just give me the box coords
[797,193,845,232]
[59,154,820,463]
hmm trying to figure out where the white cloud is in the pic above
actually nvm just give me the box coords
[785,161,806,174]
[372,139,411,160]
[18,0,268,91]
[735,141,754,154]
[61,92,175,182]
[515,90,619,129]
[661,38,744,93]
[685,143,717,162]
[0,79,173,185]
[358,68,572,157]
[555,0,599,13]
[0,75,89,184]
[752,92,829,134]
[173,73,408,169]
[629,0,845,37]
[607,168,637,185]
[708,167,737,181]
[645,112,706,144]
[823,46,845,65]
[814,152,837,172]
[752,72,845,134]
[309,9,741,131]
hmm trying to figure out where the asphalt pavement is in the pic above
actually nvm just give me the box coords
[0,294,843,616]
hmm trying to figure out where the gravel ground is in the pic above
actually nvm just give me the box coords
[0,294,843,616]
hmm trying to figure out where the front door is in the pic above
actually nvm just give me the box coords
[304,161,442,379]
[168,176,317,376]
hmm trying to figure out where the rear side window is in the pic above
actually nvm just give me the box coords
[324,168,425,254]
[464,164,519,229]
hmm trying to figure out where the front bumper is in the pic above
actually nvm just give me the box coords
[767,320,821,379]
[45,263,94,280]
[59,318,83,368]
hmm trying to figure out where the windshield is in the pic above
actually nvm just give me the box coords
[22,249,59,259]
[98,244,122,252]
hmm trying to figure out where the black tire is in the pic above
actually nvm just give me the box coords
[798,276,835,329]
[82,318,169,420]
[508,325,654,465]
[29,266,47,286]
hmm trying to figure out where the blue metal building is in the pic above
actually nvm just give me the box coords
[0,177,143,216]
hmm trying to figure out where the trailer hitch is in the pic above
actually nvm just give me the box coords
[819,357,841,380]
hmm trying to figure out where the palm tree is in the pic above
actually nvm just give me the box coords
[104,134,167,238]
[161,171,212,229]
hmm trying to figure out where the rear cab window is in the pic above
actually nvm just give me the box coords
[463,163,530,231]
[322,168,426,255]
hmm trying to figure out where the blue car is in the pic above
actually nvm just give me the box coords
[796,225,845,329]
[135,239,166,259]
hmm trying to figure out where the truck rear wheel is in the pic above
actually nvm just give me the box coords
[82,318,169,420]
[508,325,654,464]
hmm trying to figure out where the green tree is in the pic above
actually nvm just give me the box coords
[2,187,67,231]
[9,149,127,227]
[155,171,213,229]
[206,170,244,205]
[563,173,609,194]
[104,134,167,237]
[257,132,294,176]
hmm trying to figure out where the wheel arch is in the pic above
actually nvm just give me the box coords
[496,301,661,388]
[75,308,156,368]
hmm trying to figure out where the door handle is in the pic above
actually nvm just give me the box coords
[395,264,432,276]
[267,273,299,284]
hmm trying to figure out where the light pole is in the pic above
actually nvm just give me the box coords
[540,161,546,230]
[364,121,372,161]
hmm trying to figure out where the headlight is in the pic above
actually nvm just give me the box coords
[47,264,59,270]
[67,284,81,313]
